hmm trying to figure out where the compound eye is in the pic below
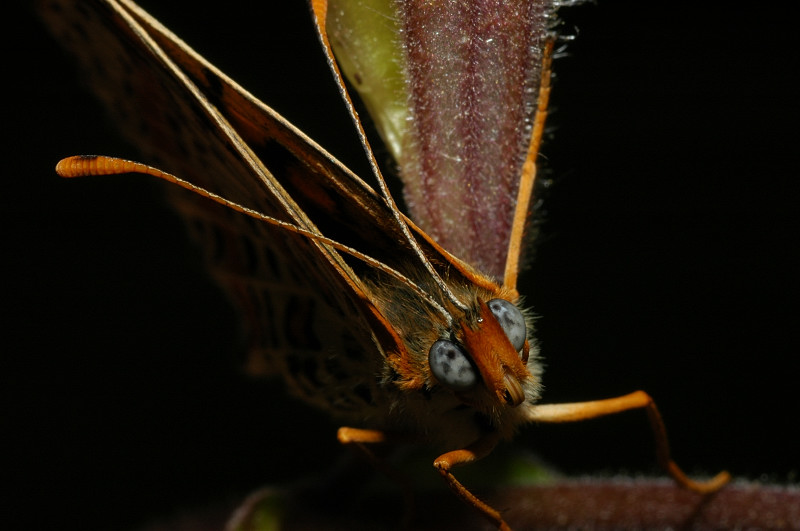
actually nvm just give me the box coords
[487,299,526,352]
[429,339,478,391]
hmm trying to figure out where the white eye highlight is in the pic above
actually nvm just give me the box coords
[487,299,526,352]
[429,339,477,391]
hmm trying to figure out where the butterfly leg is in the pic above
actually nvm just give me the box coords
[528,390,731,493]
[337,427,415,525]
[433,431,511,531]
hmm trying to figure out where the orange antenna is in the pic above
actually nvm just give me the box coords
[56,155,451,320]
[503,38,555,291]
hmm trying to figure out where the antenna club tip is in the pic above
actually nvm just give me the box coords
[55,155,100,178]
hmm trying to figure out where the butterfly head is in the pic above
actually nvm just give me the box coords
[428,297,536,411]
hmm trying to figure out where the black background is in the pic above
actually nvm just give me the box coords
[7,2,798,529]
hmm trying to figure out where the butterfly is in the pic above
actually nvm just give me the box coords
[41,0,729,529]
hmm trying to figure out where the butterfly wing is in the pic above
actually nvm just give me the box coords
[41,0,538,431]
[39,0,419,419]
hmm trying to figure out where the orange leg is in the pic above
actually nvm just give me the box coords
[527,390,731,493]
[433,431,510,531]
[337,427,415,524]
[341,428,512,529]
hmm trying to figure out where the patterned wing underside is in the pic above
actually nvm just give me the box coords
[171,194,386,418]
[40,0,400,421]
